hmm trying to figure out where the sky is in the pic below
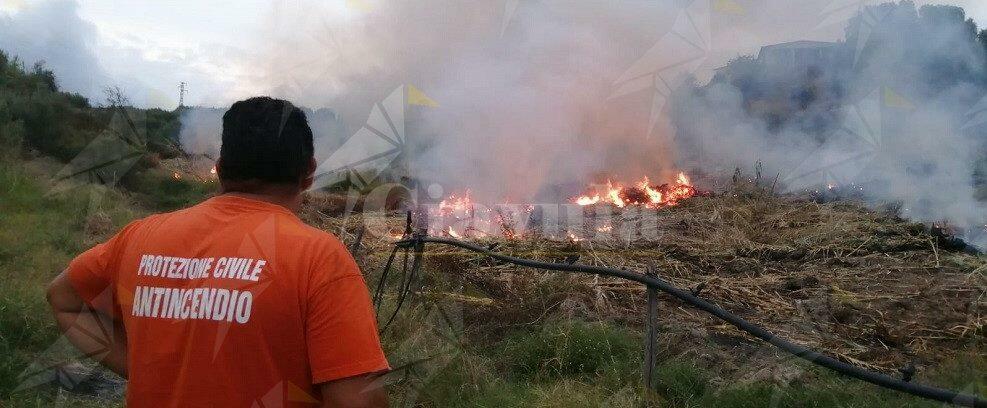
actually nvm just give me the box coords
[76,0,272,107]
[2,0,987,109]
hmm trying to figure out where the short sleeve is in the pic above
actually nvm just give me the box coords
[67,222,134,315]
[306,246,390,384]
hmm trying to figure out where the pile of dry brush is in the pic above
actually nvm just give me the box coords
[301,189,986,375]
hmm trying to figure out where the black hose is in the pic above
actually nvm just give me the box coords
[372,245,401,319]
[380,237,424,333]
[394,236,986,408]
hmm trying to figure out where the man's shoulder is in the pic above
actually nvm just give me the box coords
[113,212,169,235]
[244,209,343,249]
[119,206,192,232]
[275,219,358,283]
[286,220,348,252]
[109,200,226,241]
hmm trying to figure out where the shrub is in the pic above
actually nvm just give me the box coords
[122,167,215,211]
[500,320,640,383]
[0,119,25,155]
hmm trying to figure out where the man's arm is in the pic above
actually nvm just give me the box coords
[47,270,129,378]
[319,372,388,408]
[306,244,390,408]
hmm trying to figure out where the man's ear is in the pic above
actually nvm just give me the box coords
[215,158,228,192]
[301,157,317,191]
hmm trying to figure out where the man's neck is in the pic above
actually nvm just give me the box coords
[220,191,302,212]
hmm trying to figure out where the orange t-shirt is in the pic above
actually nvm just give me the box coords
[67,195,389,407]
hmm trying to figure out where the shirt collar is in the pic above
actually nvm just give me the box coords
[203,194,296,216]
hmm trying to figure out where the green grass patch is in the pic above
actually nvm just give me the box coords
[0,157,138,404]
[499,320,640,384]
[395,317,986,407]
[702,355,987,408]
[122,167,215,212]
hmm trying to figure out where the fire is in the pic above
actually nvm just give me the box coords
[427,174,701,241]
[438,190,473,214]
[677,173,690,185]
[435,191,475,239]
[575,195,601,206]
[172,172,181,180]
[446,226,463,239]
[210,166,218,176]
[573,172,698,209]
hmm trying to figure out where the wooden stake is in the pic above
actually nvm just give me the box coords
[644,268,660,395]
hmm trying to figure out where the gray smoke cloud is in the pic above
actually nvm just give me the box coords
[671,2,987,247]
[0,0,107,98]
[190,0,771,200]
[171,0,985,244]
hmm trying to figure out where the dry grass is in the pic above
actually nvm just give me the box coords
[301,190,986,376]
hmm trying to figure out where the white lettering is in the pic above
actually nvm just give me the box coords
[213,257,228,278]
[129,285,254,324]
[248,260,265,281]
[234,291,252,324]
[211,289,230,320]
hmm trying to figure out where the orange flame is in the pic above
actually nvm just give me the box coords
[446,226,463,239]
[575,195,601,206]
[438,190,473,214]
[573,172,697,209]
[678,173,689,184]
[436,191,476,239]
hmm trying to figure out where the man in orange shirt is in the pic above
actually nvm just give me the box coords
[46,97,390,407]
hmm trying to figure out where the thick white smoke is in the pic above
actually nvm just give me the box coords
[172,1,986,245]
[671,2,987,247]
[184,0,797,200]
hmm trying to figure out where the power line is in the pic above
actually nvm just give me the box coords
[178,82,187,108]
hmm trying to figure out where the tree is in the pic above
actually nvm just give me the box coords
[31,61,57,92]
[103,86,130,108]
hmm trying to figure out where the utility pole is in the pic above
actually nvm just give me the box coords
[178,82,187,108]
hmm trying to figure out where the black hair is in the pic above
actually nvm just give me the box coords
[218,96,314,186]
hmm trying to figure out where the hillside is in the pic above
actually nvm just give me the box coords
[0,51,216,406]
